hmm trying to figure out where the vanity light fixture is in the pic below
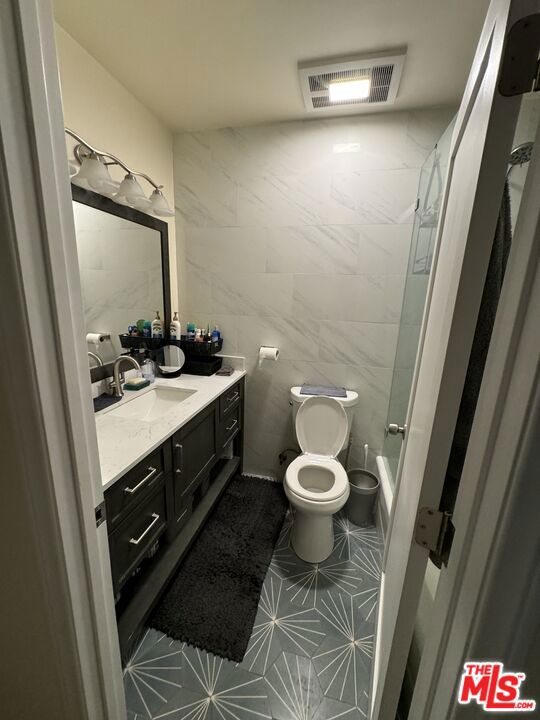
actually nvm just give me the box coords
[149,188,175,217]
[328,77,371,103]
[114,173,152,209]
[71,153,119,195]
[65,128,174,217]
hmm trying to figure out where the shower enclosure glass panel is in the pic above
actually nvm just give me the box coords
[383,119,455,484]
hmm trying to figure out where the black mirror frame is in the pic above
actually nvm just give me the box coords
[71,184,172,340]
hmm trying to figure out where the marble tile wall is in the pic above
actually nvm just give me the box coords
[174,109,454,477]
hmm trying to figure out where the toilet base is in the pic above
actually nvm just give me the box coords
[291,510,334,564]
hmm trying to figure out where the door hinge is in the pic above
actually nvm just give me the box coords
[414,507,454,568]
[499,13,540,97]
[95,501,106,528]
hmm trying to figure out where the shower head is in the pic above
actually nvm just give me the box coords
[509,141,534,166]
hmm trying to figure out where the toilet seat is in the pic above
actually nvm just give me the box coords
[295,395,348,456]
[286,454,349,503]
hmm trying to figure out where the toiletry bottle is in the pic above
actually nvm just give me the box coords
[170,311,181,340]
[152,310,163,338]
[212,325,220,341]
[141,357,155,383]
[187,322,196,340]
[142,320,152,338]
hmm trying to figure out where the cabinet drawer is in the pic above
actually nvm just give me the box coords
[219,404,240,449]
[109,481,166,591]
[105,448,165,530]
[219,382,241,418]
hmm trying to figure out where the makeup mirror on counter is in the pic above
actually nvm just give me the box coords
[72,185,171,365]
[155,345,186,378]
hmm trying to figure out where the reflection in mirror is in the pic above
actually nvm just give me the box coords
[73,201,165,364]
[155,345,186,378]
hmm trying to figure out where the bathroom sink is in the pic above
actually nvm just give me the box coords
[107,386,196,422]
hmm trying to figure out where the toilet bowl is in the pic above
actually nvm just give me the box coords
[284,394,352,563]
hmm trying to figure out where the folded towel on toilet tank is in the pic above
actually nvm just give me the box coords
[300,384,347,397]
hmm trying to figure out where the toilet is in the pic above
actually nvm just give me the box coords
[284,387,359,564]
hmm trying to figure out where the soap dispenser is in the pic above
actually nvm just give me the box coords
[152,310,163,338]
[170,311,181,340]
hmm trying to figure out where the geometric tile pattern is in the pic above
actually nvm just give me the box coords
[124,510,382,719]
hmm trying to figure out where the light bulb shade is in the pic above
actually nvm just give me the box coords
[114,174,151,209]
[149,188,175,216]
[71,155,119,193]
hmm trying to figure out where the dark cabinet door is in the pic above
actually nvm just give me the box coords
[171,401,217,531]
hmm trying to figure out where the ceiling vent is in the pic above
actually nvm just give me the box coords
[298,50,406,113]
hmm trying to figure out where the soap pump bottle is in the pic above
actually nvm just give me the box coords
[151,310,163,338]
[170,311,181,340]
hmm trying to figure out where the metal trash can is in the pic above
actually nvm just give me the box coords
[345,468,380,526]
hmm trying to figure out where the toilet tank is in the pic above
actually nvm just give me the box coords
[290,386,359,440]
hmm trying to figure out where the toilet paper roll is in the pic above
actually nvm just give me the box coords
[258,346,280,368]
[86,332,110,345]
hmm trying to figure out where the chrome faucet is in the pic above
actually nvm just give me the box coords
[111,355,141,398]
[88,350,103,367]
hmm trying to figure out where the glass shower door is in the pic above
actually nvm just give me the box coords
[383,119,455,484]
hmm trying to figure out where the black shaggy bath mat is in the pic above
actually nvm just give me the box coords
[149,475,288,662]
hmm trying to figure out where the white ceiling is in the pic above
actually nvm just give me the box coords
[54,0,490,132]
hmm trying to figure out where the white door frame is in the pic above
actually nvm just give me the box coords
[0,0,125,717]
[410,101,540,718]
[371,0,526,715]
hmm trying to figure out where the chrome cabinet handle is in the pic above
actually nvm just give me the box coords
[124,467,157,495]
[227,391,239,403]
[129,513,160,545]
[226,419,238,432]
[175,443,183,471]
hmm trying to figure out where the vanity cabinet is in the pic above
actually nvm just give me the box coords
[104,377,244,661]
[170,403,217,537]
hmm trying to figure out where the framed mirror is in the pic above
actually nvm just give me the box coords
[72,185,171,365]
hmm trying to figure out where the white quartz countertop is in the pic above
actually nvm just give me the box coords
[95,370,245,491]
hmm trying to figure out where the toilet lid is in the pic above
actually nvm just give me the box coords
[295,396,348,457]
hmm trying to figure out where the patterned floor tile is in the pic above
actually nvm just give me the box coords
[333,515,381,559]
[240,574,325,675]
[312,694,369,720]
[312,593,373,708]
[126,711,151,720]
[179,644,272,719]
[265,652,323,720]
[124,628,184,717]
[353,547,382,585]
[271,543,370,610]
[125,517,381,720]
[276,509,294,549]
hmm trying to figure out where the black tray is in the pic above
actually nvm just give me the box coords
[183,356,223,376]
[176,337,223,356]
[119,334,165,350]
